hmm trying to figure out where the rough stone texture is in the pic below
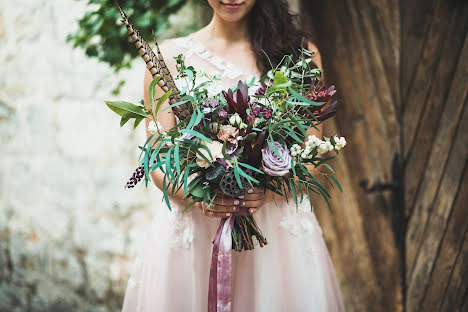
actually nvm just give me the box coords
[0,1,197,311]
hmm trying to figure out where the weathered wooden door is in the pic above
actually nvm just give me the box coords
[301,0,468,311]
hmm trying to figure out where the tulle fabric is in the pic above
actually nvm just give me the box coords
[121,34,345,311]
[122,197,344,312]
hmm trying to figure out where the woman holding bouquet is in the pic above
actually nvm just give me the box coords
[122,0,345,311]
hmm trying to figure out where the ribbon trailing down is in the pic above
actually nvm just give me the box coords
[208,208,250,312]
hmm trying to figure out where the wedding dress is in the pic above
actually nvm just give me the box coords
[121,33,345,312]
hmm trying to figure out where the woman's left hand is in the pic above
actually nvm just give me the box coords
[228,186,270,215]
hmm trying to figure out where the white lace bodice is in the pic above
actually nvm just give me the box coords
[158,33,260,94]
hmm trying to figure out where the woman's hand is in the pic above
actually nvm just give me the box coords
[196,187,270,218]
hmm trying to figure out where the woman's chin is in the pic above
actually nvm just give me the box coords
[218,12,248,23]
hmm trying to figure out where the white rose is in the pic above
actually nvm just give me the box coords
[196,141,224,168]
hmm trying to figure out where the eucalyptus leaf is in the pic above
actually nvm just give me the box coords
[105,101,149,118]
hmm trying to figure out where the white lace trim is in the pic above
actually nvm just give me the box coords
[279,200,323,237]
[153,200,194,249]
[279,203,324,255]
[173,34,258,80]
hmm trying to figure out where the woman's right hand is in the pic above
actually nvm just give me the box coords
[195,187,269,218]
[195,192,240,218]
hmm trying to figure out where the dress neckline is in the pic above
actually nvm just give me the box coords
[175,33,260,79]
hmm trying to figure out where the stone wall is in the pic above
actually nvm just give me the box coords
[0,1,198,311]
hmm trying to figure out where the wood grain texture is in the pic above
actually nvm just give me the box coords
[405,34,468,281]
[302,0,402,310]
[301,0,468,310]
[419,164,468,311]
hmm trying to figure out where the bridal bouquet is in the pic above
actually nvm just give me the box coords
[106,2,346,253]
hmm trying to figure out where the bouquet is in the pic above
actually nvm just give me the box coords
[106,2,347,252]
[106,2,347,310]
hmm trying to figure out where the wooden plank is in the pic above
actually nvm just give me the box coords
[403,6,468,218]
[350,0,400,144]
[301,1,403,310]
[419,162,468,311]
[406,35,468,279]
[406,99,468,311]
[343,0,399,168]
[352,0,401,111]
[439,228,468,312]
[400,0,438,97]
[402,0,456,159]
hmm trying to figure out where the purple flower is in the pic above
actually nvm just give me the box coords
[261,141,291,176]
[255,84,267,96]
[216,108,228,120]
[176,132,194,142]
[203,98,220,116]
[225,141,238,155]
[203,98,220,109]
[251,103,273,119]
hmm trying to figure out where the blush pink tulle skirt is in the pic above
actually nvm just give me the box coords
[122,196,345,311]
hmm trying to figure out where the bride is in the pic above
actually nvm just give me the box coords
[122,0,345,311]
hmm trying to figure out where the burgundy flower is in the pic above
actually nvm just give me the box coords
[303,80,339,122]
[251,103,273,119]
[317,100,338,121]
[223,80,249,119]
[255,84,267,96]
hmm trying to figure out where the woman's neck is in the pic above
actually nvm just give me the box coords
[198,14,250,46]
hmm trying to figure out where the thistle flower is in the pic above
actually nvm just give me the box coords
[217,108,228,120]
[255,84,267,96]
[203,98,220,114]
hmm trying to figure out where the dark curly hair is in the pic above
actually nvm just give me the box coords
[247,0,312,75]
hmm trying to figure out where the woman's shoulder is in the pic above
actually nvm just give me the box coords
[157,34,193,57]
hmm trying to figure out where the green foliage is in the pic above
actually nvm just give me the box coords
[68,0,207,93]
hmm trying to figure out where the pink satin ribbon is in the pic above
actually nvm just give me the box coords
[208,208,250,312]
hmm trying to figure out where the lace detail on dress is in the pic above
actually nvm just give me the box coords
[279,203,324,255]
[152,199,194,249]
[279,199,323,242]
[173,34,257,80]
[127,256,143,290]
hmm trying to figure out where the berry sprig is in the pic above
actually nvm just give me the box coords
[124,165,145,189]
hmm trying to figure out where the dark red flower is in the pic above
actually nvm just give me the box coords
[222,80,249,119]
[303,80,339,122]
